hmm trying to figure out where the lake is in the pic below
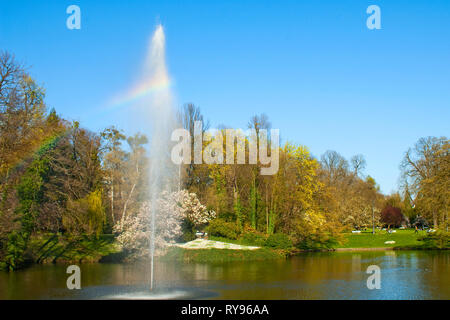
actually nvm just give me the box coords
[1,250,449,299]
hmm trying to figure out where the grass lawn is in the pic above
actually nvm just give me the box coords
[162,247,287,263]
[186,229,446,254]
[208,235,266,247]
[338,229,426,249]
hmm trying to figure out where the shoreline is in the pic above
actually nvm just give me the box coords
[325,247,448,253]
[334,247,394,252]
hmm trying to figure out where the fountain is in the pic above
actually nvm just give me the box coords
[144,24,179,291]
[80,24,216,300]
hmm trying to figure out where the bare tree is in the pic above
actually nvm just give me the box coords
[320,150,349,185]
[351,154,366,177]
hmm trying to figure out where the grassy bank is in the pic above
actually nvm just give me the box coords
[206,229,449,253]
[338,229,448,249]
[29,234,120,263]
[208,236,263,246]
[1,233,121,271]
[162,246,287,263]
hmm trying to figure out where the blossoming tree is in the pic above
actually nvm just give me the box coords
[114,190,216,260]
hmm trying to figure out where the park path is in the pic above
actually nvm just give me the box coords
[175,239,260,250]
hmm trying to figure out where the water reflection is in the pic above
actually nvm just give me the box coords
[0,251,448,299]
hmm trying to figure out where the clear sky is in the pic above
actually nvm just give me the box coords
[1,0,449,194]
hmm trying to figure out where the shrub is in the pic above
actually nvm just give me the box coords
[240,227,267,246]
[264,233,293,250]
[241,233,266,246]
[181,218,196,242]
[418,231,450,249]
[2,231,29,271]
[296,233,340,250]
[207,218,240,240]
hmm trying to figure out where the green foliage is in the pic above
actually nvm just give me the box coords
[267,204,276,235]
[249,183,259,229]
[86,189,106,236]
[234,195,244,232]
[64,189,106,237]
[16,156,50,233]
[208,218,240,240]
[25,233,119,264]
[239,227,267,246]
[264,233,293,250]
[162,247,286,263]
[418,231,450,249]
[2,53,448,271]
[0,54,115,271]
[297,233,340,250]
[181,218,197,242]
[2,232,29,271]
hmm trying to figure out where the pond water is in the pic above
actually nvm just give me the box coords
[1,250,449,300]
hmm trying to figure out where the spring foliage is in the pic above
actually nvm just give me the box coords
[113,190,215,260]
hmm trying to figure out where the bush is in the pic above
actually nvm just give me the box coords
[296,233,340,250]
[207,218,240,240]
[181,218,196,242]
[240,227,267,246]
[264,233,293,250]
[418,231,450,249]
[2,231,29,271]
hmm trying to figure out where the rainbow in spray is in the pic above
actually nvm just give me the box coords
[106,25,173,111]
[108,74,172,110]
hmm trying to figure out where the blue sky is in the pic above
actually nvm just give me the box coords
[1,0,449,194]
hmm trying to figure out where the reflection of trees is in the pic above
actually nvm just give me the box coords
[421,251,450,298]
[2,251,448,299]
[352,254,362,273]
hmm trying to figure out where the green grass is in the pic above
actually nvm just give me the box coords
[338,229,426,249]
[28,233,120,263]
[209,235,262,247]
[205,229,447,251]
[162,247,287,263]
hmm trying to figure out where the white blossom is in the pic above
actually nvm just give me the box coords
[113,190,216,260]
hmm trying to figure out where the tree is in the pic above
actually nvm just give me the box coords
[64,189,106,237]
[114,190,213,260]
[318,151,382,230]
[320,150,349,185]
[350,154,366,177]
[120,133,148,227]
[273,143,319,234]
[401,136,449,228]
[380,206,404,229]
[0,52,47,181]
[0,52,65,269]
[246,114,271,231]
[40,122,105,234]
[101,126,126,225]
[177,103,210,190]
[178,190,216,228]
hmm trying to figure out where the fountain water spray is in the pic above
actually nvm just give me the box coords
[143,24,179,291]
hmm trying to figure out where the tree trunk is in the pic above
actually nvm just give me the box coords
[121,183,136,228]
[111,174,115,224]
[120,160,139,228]
[433,212,437,229]
[265,184,269,234]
